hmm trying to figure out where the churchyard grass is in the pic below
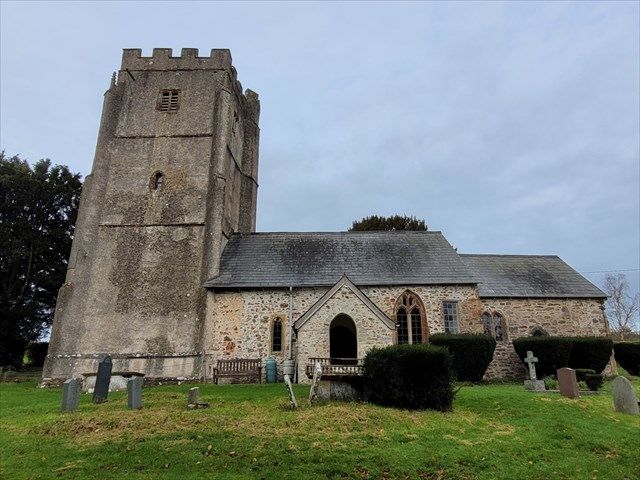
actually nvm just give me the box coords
[1,380,638,479]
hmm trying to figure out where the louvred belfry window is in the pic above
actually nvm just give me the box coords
[158,90,180,112]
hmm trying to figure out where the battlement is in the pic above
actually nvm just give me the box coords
[121,48,233,71]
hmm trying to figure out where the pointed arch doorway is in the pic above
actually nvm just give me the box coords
[329,314,357,362]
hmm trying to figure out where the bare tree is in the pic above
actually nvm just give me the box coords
[603,274,639,340]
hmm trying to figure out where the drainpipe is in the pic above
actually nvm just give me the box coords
[288,286,294,359]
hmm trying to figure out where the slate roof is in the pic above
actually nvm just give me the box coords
[204,231,477,288]
[460,254,607,298]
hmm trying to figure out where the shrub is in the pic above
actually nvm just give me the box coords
[513,337,573,377]
[362,344,455,411]
[574,368,596,382]
[614,342,640,376]
[543,376,558,390]
[577,380,588,391]
[430,334,496,382]
[24,342,49,367]
[568,337,613,373]
[585,374,604,391]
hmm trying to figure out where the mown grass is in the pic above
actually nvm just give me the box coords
[1,380,638,480]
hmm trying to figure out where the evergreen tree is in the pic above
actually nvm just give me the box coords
[349,215,428,232]
[0,153,82,366]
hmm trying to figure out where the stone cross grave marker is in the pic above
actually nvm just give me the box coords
[127,376,143,410]
[187,386,209,409]
[523,351,545,391]
[61,378,80,413]
[612,376,639,415]
[284,374,297,409]
[308,361,323,405]
[557,367,579,398]
[92,355,113,404]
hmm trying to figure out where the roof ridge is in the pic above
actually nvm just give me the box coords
[460,253,559,258]
[231,230,442,235]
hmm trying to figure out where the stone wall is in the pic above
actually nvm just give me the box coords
[204,286,609,383]
[481,297,608,379]
[204,284,480,383]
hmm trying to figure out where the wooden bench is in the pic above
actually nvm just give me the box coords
[212,358,262,384]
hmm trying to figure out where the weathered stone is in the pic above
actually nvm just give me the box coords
[44,48,260,382]
[61,378,80,413]
[284,374,297,409]
[127,376,143,409]
[188,387,199,405]
[92,355,112,403]
[612,376,639,415]
[557,368,580,398]
[308,361,322,405]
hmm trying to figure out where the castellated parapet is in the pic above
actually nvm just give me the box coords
[43,48,260,383]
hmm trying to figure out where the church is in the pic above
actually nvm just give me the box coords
[43,48,609,384]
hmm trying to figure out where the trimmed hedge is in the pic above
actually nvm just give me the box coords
[513,336,613,377]
[568,337,613,372]
[585,374,604,391]
[430,334,496,382]
[512,337,573,378]
[362,344,455,411]
[614,342,640,376]
[574,368,596,382]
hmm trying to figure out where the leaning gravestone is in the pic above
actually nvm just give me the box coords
[284,374,297,409]
[612,376,639,415]
[127,376,143,410]
[557,367,579,398]
[308,361,323,405]
[61,378,80,413]
[92,355,113,404]
[523,351,545,391]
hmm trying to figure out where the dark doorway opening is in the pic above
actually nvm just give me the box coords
[330,314,357,363]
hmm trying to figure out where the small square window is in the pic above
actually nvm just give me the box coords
[158,90,180,112]
[443,301,459,333]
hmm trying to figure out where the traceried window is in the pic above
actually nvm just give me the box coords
[396,291,426,344]
[272,318,282,352]
[482,313,492,336]
[397,307,409,344]
[481,312,506,341]
[443,301,459,333]
[158,89,180,112]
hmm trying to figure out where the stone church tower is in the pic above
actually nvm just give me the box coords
[43,48,259,381]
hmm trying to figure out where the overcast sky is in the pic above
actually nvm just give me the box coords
[1,1,639,301]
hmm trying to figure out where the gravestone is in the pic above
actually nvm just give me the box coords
[308,361,323,405]
[188,387,199,405]
[284,374,297,409]
[127,376,143,410]
[523,351,545,391]
[557,367,579,398]
[187,386,209,409]
[92,355,113,404]
[612,376,639,415]
[61,378,80,413]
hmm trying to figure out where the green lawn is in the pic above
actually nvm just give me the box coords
[1,380,638,480]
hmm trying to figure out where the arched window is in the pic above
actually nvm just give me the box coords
[531,326,548,337]
[481,312,507,341]
[397,307,409,344]
[150,171,164,190]
[492,313,505,341]
[410,308,423,344]
[272,318,282,352]
[395,291,426,344]
[482,313,492,336]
